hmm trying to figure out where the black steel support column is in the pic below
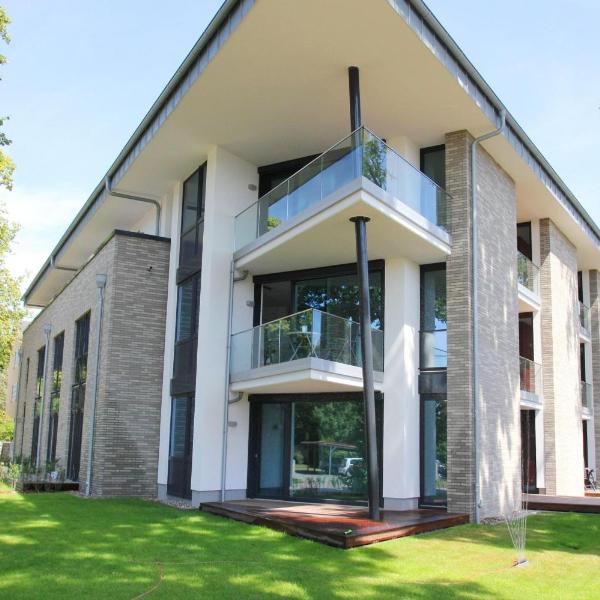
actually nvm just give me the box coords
[350,216,381,521]
[348,66,361,131]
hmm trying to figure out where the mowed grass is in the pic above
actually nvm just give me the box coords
[0,493,599,599]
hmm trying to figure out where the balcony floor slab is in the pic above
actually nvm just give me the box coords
[230,357,384,395]
[234,178,450,276]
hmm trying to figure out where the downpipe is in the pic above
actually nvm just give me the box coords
[471,109,506,523]
[85,274,107,496]
[105,176,162,236]
[220,262,248,503]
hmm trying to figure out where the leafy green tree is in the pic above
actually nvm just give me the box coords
[0,8,14,190]
[0,8,22,439]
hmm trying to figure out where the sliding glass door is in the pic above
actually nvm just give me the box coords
[249,394,382,503]
[420,395,447,507]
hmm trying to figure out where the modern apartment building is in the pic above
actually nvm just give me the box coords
[13,0,600,521]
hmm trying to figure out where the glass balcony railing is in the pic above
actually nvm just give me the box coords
[420,329,448,369]
[579,302,591,333]
[517,251,539,296]
[519,356,542,398]
[234,127,451,250]
[230,309,384,375]
[581,381,593,411]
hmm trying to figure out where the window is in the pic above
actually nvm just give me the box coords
[178,166,206,275]
[172,272,201,394]
[47,332,64,464]
[169,164,206,497]
[68,312,90,481]
[517,222,532,260]
[257,263,384,329]
[420,145,445,189]
[31,346,46,463]
[421,395,447,507]
[420,264,447,370]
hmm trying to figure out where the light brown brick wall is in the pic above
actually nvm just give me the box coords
[14,232,169,497]
[445,130,520,519]
[540,218,583,495]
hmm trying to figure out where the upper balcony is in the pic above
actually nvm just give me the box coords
[229,308,383,394]
[233,127,451,275]
[517,251,540,312]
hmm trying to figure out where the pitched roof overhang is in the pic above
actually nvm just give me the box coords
[24,0,600,306]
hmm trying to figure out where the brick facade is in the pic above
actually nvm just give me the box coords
[445,130,520,519]
[539,218,583,495]
[14,231,170,497]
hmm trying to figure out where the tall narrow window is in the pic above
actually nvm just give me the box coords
[47,332,64,464]
[517,222,532,260]
[420,263,447,508]
[31,346,45,464]
[420,265,447,370]
[68,312,90,481]
[420,145,446,189]
[168,164,206,498]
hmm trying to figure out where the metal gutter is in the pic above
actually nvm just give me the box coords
[23,0,251,305]
[405,0,600,245]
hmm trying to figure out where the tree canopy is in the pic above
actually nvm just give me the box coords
[0,8,22,440]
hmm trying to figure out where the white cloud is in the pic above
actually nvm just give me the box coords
[0,186,86,291]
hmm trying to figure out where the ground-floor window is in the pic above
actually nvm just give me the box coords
[167,396,194,499]
[420,395,447,507]
[521,409,538,494]
[248,393,382,503]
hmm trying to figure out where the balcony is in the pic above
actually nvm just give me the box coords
[581,381,593,413]
[519,356,542,404]
[517,252,540,312]
[579,302,591,338]
[230,309,384,394]
[233,127,451,275]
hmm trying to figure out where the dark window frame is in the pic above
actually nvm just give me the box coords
[420,262,447,372]
[517,222,533,260]
[419,392,447,508]
[67,311,91,481]
[47,332,64,464]
[247,392,383,505]
[177,165,207,282]
[253,260,385,328]
[31,345,46,462]
[420,144,446,190]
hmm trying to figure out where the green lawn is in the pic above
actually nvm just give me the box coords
[0,493,599,599]
[0,479,14,491]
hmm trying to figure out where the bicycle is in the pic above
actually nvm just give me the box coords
[584,468,597,491]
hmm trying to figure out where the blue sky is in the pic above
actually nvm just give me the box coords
[1,1,599,290]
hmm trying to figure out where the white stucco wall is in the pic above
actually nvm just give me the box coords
[157,185,182,486]
[382,257,421,508]
[190,146,258,500]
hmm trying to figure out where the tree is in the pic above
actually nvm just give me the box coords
[0,7,14,190]
[0,8,22,439]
